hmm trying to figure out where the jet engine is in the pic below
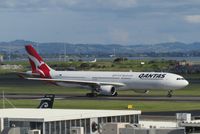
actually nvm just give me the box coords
[133,89,149,94]
[98,85,117,96]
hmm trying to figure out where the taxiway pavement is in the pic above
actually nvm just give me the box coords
[2,93,200,102]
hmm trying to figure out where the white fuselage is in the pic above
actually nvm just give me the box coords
[50,71,189,91]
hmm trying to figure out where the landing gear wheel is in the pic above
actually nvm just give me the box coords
[113,92,118,97]
[86,93,98,97]
[167,90,173,97]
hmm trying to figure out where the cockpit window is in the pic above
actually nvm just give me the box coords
[177,78,185,80]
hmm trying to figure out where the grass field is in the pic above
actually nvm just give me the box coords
[0,60,200,112]
[3,59,175,72]
[1,99,200,112]
[0,73,200,112]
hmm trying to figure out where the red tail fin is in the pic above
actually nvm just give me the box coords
[25,45,53,78]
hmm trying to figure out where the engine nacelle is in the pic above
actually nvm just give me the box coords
[133,89,149,94]
[99,85,117,96]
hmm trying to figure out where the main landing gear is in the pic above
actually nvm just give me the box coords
[167,90,173,97]
[113,92,118,96]
[86,93,98,97]
[86,90,98,97]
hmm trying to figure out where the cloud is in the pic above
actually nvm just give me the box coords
[109,29,130,44]
[0,0,50,11]
[96,0,137,9]
[1,0,200,44]
[0,0,137,11]
[184,15,200,23]
[1,0,200,16]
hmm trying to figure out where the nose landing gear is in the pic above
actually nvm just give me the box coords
[167,90,173,97]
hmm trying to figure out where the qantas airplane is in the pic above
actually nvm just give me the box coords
[20,45,189,97]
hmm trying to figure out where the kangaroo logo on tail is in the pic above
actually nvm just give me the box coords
[25,45,53,78]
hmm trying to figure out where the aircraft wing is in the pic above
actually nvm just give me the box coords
[25,77,126,87]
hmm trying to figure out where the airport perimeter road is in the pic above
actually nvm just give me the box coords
[2,93,200,102]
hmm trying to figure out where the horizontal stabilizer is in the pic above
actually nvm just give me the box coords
[15,71,40,79]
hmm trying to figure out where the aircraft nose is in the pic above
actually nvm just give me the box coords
[184,80,189,87]
[175,79,189,89]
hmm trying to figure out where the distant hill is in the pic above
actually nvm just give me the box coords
[0,40,200,56]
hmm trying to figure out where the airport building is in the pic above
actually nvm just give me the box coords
[178,115,200,134]
[0,108,141,134]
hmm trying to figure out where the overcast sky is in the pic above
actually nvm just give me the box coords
[0,0,200,45]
